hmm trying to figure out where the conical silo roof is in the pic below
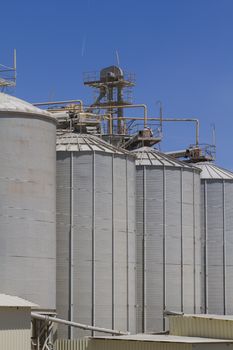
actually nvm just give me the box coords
[0,92,54,120]
[56,131,133,155]
[132,146,198,169]
[194,162,233,180]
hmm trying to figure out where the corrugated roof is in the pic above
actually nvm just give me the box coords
[56,131,133,155]
[92,334,233,344]
[169,313,233,340]
[175,313,233,320]
[132,147,198,169]
[0,294,38,308]
[0,93,55,120]
[194,162,233,180]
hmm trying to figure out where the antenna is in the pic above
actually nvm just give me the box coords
[0,49,17,90]
[115,50,120,67]
[211,123,216,160]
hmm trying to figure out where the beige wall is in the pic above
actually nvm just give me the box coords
[0,307,31,350]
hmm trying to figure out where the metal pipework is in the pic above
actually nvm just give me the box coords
[86,104,148,128]
[34,100,84,112]
[31,313,129,336]
[109,117,200,146]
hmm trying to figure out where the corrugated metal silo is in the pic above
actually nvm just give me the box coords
[0,93,57,310]
[56,132,136,338]
[133,147,201,333]
[194,162,233,315]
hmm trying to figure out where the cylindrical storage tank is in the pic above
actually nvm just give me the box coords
[133,147,202,333]
[56,132,136,338]
[0,93,57,310]
[194,162,233,315]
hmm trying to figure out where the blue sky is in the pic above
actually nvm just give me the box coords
[1,0,233,168]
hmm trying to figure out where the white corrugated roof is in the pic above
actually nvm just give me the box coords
[0,294,38,308]
[0,93,55,120]
[178,313,233,320]
[56,131,133,155]
[194,162,233,180]
[93,334,233,344]
[132,147,199,170]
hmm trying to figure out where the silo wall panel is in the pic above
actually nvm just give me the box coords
[194,172,201,313]
[165,169,181,313]
[127,160,136,334]
[200,182,206,313]
[56,153,71,339]
[182,170,194,313]
[73,154,93,338]
[113,157,127,331]
[144,167,164,332]
[94,153,113,332]
[224,181,233,314]
[135,167,144,333]
[206,181,224,314]
[0,116,56,310]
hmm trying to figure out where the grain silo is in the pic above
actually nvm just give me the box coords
[133,147,201,333]
[0,93,57,310]
[56,132,136,338]
[194,162,233,315]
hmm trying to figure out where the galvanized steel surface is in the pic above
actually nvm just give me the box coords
[0,307,32,350]
[0,330,31,350]
[0,92,55,120]
[55,335,233,350]
[0,294,38,308]
[133,147,201,334]
[55,338,191,350]
[195,162,233,315]
[55,338,90,350]
[169,314,233,340]
[56,133,136,339]
[56,132,131,154]
[195,162,233,180]
[0,102,56,310]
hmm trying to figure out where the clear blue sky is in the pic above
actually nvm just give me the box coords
[1,0,233,169]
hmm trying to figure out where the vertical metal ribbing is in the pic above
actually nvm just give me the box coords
[92,152,96,336]
[125,158,129,332]
[223,181,226,315]
[112,154,115,330]
[193,171,196,314]
[180,168,183,313]
[68,152,74,339]
[162,166,166,331]
[204,181,208,313]
[142,166,147,332]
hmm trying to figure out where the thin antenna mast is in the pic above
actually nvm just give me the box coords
[115,50,120,67]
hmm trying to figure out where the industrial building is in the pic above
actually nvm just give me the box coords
[0,63,233,349]
[0,294,37,350]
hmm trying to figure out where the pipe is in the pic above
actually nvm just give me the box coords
[34,100,84,112]
[31,313,129,336]
[86,104,148,128]
[107,117,199,146]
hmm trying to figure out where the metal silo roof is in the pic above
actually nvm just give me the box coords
[0,92,55,120]
[194,162,233,180]
[0,294,38,308]
[56,131,133,155]
[132,146,197,169]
